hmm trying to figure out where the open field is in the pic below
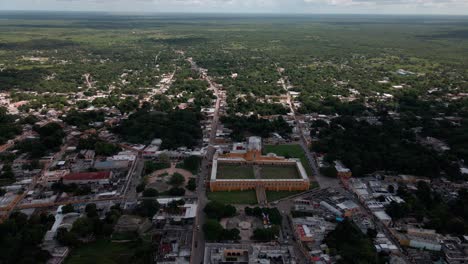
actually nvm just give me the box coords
[259,165,301,179]
[65,239,143,264]
[207,190,257,205]
[216,164,255,179]
[263,144,313,176]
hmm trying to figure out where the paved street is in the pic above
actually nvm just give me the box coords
[190,57,222,264]
[279,74,340,190]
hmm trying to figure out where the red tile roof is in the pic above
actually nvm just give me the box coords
[64,171,111,181]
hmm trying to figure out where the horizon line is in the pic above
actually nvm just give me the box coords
[1,10,468,17]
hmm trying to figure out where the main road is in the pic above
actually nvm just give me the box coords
[190,57,222,264]
[278,74,339,189]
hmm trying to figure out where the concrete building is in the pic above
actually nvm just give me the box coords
[209,137,310,192]
[93,160,129,170]
[204,243,297,264]
[442,237,468,264]
[63,171,112,185]
[335,160,352,179]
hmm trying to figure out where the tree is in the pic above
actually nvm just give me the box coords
[203,219,223,241]
[61,204,75,214]
[94,142,121,156]
[325,220,380,264]
[166,200,185,214]
[144,160,170,175]
[245,207,281,225]
[252,226,279,242]
[320,166,338,178]
[142,188,159,198]
[85,203,98,218]
[56,227,79,247]
[135,200,160,218]
[385,201,409,221]
[186,178,196,191]
[168,187,185,196]
[204,201,237,219]
[182,156,201,173]
[71,217,94,237]
[169,173,185,186]
[136,182,146,193]
[220,228,241,241]
[117,97,139,114]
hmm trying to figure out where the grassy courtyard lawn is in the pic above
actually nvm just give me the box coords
[267,191,303,202]
[263,144,312,176]
[260,165,301,179]
[65,239,141,264]
[217,164,255,179]
[207,190,258,205]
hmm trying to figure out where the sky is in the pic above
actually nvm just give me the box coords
[1,0,468,15]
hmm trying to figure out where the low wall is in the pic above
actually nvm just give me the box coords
[210,179,310,192]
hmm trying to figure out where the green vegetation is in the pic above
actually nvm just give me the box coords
[186,178,196,191]
[313,116,460,178]
[114,109,202,149]
[216,164,255,179]
[94,142,122,157]
[57,204,123,247]
[245,207,282,225]
[325,220,386,264]
[143,160,171,175]
[16,122,65,158]
[134,200,160,218]
[168,173,185,186]
[180,156,201,174]
[203,219,240,242]
[63,110,105,130]
[0,164,15,180]
[203,202,240,242]
[259,165,300,179]
[207,190,257,205]
[52,179,92,196]
[142,188,159,198]
[0,212,55,264]
[221,116,291,141]
[65,239,151,264]
[167,187,186,196]
[386,182,468,235]
[252,226,280,242]
[0,107,21,145]
[204,201,237,219]
[263,144,312,176]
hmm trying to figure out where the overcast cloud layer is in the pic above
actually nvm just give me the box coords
[1,0,468,15]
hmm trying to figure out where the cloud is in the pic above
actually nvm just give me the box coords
[1,0,468,14]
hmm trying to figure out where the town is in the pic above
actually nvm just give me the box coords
[0,11,468,264]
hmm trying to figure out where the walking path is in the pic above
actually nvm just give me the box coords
[146,163,193,185]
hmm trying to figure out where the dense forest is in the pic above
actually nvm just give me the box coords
[0,107,21,145]
[114,108,203,149]
[325,220,386,264]
[221,115,292,141]
[312,115,461,179]
[0,212,55,264]
[387,182,468,235]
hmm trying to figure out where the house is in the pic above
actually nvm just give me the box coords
[335,161,352,178]
[63,171,112,185]
[94,160,129,170]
